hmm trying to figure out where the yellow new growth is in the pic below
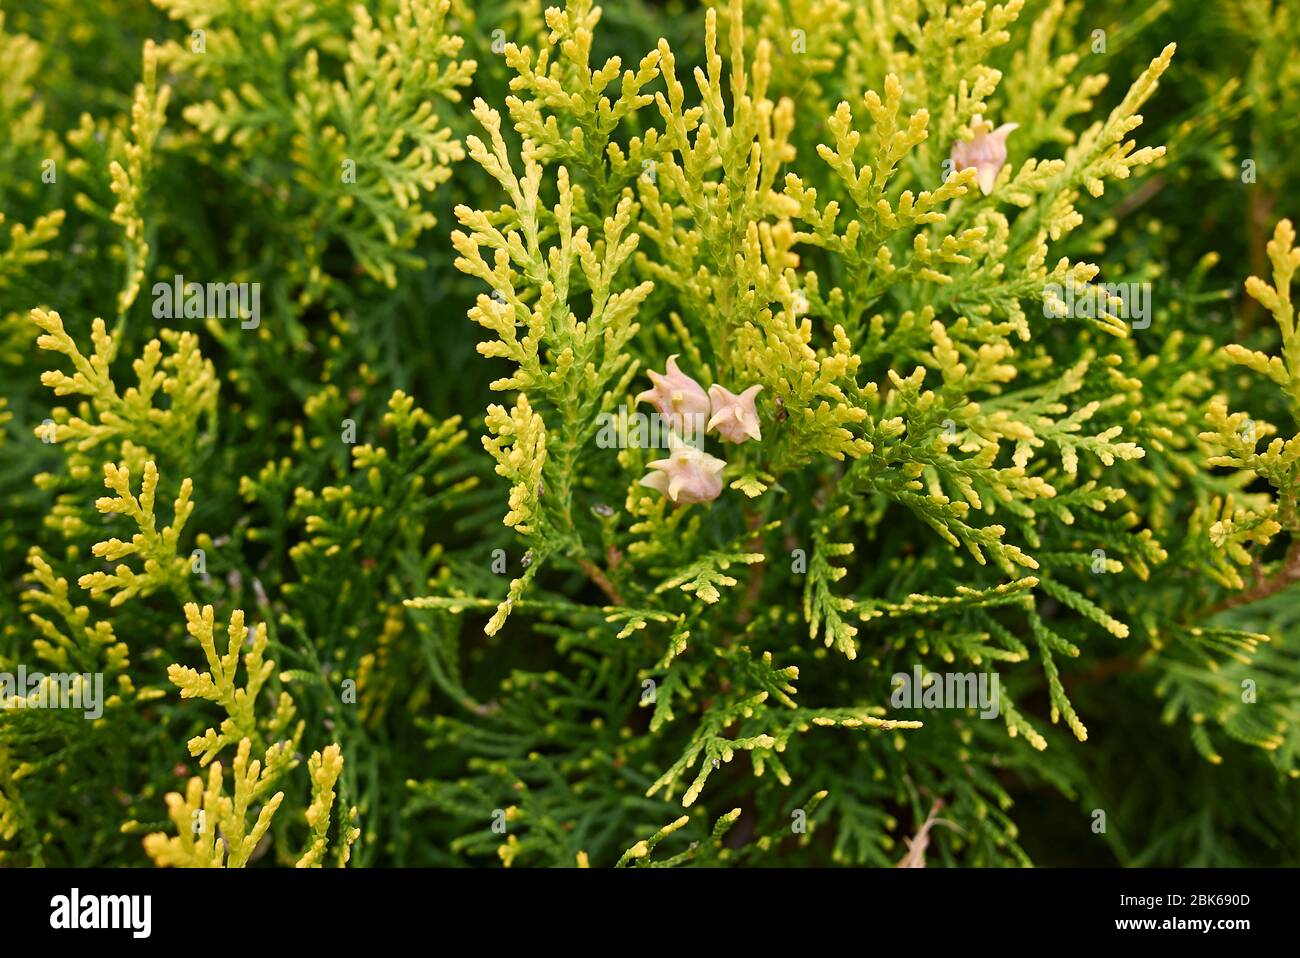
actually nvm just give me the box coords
[109,40,169,318]
[484,394,548,534]
[297,744,354,867]
[143,738,284,868]
[78,461,194,606]
[169,603,289,767]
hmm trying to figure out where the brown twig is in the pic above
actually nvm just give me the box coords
[1204,540,1300,615]
[1068,542,1300,690]
[895,799,958,868]
[1112,173,1167,221]
[577,557,624,606]
[1240,186,1278,335]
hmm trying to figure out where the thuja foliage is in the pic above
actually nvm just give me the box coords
[2,0,1299,868]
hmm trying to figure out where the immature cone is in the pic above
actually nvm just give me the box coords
[950,114,1018,196]
[640,434,726,504]
[635,355,710,434]
[707,384,763,443]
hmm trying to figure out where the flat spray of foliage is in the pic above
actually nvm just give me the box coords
[1,0,1299,867]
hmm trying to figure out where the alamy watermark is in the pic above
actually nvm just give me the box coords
[152,274,260,329]
[50,888,151,938]
[1,666,104,719]
[890,666,1000,719]
[595,406,706,450]
[1043,281,1151,330]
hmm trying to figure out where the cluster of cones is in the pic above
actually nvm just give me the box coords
[633,355,762,504]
